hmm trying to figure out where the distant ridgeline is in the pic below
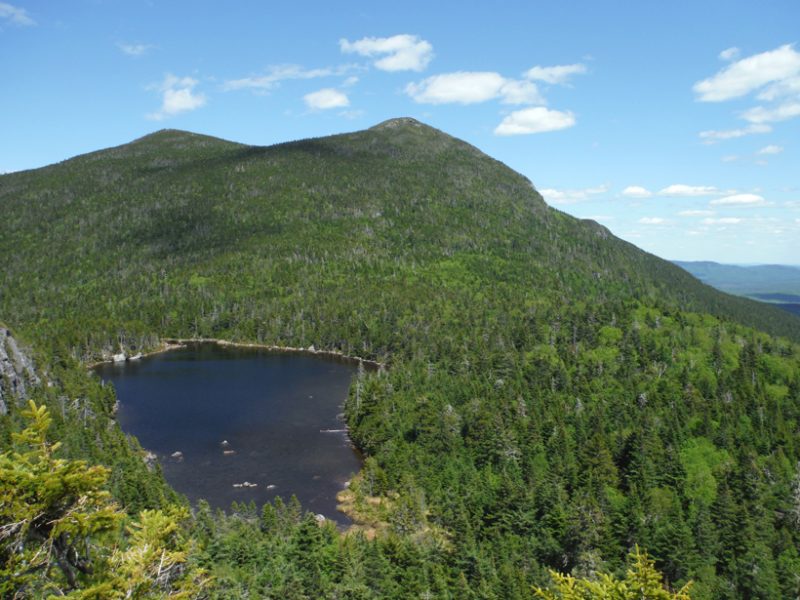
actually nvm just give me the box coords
[2,119,800,598]
[674,260,800,318]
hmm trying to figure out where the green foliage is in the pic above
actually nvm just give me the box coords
[0,401,123,596]
[535,546,692,599]
[0,402,206,599]
[679,438,730,506]
[2,120,800,598]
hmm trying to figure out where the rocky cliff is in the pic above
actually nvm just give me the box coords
[0,327,40,415]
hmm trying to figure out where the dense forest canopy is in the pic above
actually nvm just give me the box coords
[2,118,799,598]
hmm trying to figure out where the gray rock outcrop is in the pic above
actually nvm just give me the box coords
[0,327,41,415]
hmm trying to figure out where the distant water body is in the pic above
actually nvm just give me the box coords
[95,344,361,524]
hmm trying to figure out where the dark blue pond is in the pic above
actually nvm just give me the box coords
[95,343,361,524]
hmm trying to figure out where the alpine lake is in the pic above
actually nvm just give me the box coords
[95,343,363,525]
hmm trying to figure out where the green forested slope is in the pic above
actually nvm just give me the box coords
[2,119,800,598]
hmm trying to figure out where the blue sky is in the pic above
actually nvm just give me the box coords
[2,0,799,264]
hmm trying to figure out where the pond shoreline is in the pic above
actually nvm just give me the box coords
[94,342,369,526]
[87,338,386,371]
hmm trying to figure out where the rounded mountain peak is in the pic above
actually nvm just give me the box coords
[369,117,426,131]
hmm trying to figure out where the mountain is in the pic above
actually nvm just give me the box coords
[2,119,797,354]
[2,119,800,598]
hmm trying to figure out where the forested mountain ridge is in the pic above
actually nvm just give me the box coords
[1,118,798,357]
[2,119,800,598]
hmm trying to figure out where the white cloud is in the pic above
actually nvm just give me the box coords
[497,79,545,105]
[757,144,783,155]
[710,193,766,206]
[678,210,714,216]
[304,88,349,110]
[719,47,740,61]
[538,184,608,205]
[406,71,543,105]
[622,185,652,198]
[340,34,433,72]
[639,217,667,225]
[223,64,357,92]
[658,184,720,197]
[699,123,771,142]
[342,76,359,87]
[525,63,587,84]
[721,155,739,162]
[146,74,206,121]
[741,101,800,123]
[0,2,34,26]
[757,75,800,101]
[693,44,800,102]
[702,217,743,224]
[494,107,575,135]
[118,42,153,57]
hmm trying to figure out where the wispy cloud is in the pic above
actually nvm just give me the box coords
[146,74,206,121]
[693,44,800,102]
[538,184,609,205]
[699,123,771,143]
[695,44,800,140]
[719,47,740,61]
[0,2,34,26]
[678,209,714,216]
[639,217,668,225]
[223,64,358,92]
[303,88,349,110]
[406,71,543,105]
[340,34,433,72]
[405,59,584,135]
[494,107,575,135]
[757,144,784,155]
[338,109,364,120]
[525,63,587,85]
[702,217,744,224]
[118,42,154,57]
[621,185,653,198]
[741,102,800,123]
[658,184,721,197]
[710,193,766,206]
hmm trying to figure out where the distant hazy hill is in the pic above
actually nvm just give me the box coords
[675,260,800,317]
[673,261,800,297]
